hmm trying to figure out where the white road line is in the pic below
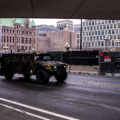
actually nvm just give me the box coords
[0,97,79,120]
[0,103,50,120]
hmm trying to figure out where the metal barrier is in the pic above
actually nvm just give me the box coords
[99,51,120,74]
[48,51,99,65]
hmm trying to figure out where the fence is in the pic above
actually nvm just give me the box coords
[48,50,99,65]
[99,51,120,74]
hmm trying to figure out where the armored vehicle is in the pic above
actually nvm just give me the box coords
[34,53,68,83]
[0,53,68,84]
[0,53,34,80]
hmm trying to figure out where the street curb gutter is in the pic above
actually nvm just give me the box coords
[68,70,120,78]
[68,70,98,76]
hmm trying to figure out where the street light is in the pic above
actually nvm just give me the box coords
[64,42,70,51]
[64,43,72,72]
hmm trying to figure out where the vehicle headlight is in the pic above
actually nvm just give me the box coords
[54,66,57,69]
[64,64,68,68]
[43,64,51,69]
[47,64,50,67]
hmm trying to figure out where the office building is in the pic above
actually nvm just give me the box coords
[82,20,120,51]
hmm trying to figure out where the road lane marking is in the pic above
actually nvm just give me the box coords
[0,97,79,120]
[0,103,50,120]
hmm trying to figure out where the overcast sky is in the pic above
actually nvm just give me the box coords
[32,19,81,26]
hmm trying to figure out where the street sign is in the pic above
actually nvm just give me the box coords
[104,56,111,62]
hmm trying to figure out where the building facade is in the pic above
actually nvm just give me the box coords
[82,20,120,51]
[0,18,36,52]
[57,20,73,31]
[35,35,50,52]
[73,24,81,50]
[0,19,80,53]
[47,30,76,51]
[0,25,2,49]
[36,25,57,36]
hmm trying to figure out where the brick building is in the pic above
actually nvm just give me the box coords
[0,19,78,53]
[0,18,36,52]
[35,35,50,52]
[46,30,76,51]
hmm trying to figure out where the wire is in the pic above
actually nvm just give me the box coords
[71,0,87,18]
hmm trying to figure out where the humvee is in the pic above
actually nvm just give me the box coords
[0,53,68,84]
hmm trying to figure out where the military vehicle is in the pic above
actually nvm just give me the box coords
[0,52,68,84]
[34,53,68,83]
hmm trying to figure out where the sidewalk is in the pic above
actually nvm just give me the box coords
[67,65,99,75]
[67,65,120,77]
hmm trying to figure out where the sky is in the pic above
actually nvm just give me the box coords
[32,19,81,26]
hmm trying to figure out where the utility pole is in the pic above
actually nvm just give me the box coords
[80,19,82,51]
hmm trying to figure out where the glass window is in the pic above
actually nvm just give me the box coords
[77,34,79,38]
[109,30,111,34]
[116,29,118,34]
[112,30,115,34]
[107,25,109,29]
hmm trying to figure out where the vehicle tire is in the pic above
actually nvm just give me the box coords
[36,70,49,84]
[4,70,14,80]
[55,70,67,83]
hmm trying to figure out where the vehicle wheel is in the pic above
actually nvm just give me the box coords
[4,71,14,80]
[36,70,49,84]
[55,70,67,83]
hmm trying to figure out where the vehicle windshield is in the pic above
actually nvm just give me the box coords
[43,56,51,60]
[35,55,52,61]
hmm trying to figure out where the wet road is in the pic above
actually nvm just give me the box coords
[0,74,120,120]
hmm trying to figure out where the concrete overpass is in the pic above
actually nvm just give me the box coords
[0,0,120,19]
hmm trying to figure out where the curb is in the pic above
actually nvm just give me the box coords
[68,70,98,76]
[68,71,120,78]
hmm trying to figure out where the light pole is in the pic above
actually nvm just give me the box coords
[64,43,70,51]
[64,43,72,72]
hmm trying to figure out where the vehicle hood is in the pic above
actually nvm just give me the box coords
[38,61,65,66]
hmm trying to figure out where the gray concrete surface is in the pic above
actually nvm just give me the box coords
[0,74,120,120]
[68,65,98,75]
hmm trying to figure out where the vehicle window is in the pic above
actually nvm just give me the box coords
[35,56,39,60]
[43,56,51,60]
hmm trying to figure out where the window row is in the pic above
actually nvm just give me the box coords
[82,20,120,26]
[6,45,32,51]
[21,37,32,44]
[82,41,119,48]
[2,36,33,44]
[82,30,119,37]
[83,35,118,41]
[83,24,118,31]
[2,29,33,36]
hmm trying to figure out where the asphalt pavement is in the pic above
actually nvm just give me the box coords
[0,74,120,120]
